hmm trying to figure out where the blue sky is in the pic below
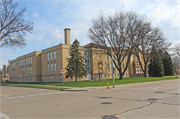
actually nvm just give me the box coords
[0,0,179,68]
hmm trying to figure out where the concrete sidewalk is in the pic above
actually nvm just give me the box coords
[21,78,179,91]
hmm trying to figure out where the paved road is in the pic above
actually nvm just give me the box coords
[1,79,180,119]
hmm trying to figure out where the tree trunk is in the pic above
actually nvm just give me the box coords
[75,76,77,82]
[119,74,123,80]
[144,63,147,77]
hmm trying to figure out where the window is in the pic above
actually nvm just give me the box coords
[118,73,119,77]
[47,64,49,72]
[26,58,28,65]
[100,74,102,78]
[50,52,52,60]
[43,76,45,81]
[31,57,32,64]
[54,63,56,72]
[111,73,113,77]
[20,60,21,66]
[125,56,126,61]
[51,64,53,72]
[59,75,61,80]
[135,56,138,61]
[108,74,110,78]
[115,73,116,77]
[54,51,56,59]
[31,67,32,74]
[126,73,127,77]
[50,76,53,80]
[104,74,106,78]
[123,64,124,70]
[47,53,49,61]
[107,64,109,70]
[107,55,109,60]
[84,52,91,71]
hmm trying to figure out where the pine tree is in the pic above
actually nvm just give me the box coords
[154,53,164,77]
[148,52,164,77]
[148,58,155,77]
[162,51,174,76]
[65,39,87,82]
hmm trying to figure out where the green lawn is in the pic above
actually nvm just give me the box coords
[1,76,179,88]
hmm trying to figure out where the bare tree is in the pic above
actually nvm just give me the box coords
[88,11,146,80]
[171,44,180,57]
[172,56,180,75]
[134,25,170,77]
[0,0,33,48]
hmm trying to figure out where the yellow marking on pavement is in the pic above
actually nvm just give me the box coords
[158,82,180,88]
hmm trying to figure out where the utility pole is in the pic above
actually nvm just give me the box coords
[111,47,115,88]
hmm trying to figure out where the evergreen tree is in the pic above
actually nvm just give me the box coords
[154,53,164,77]
[148,58,155,77]
[65,39,87,82]
[148,47,156,77]
[148,53,164,77]
[162,51,174,76]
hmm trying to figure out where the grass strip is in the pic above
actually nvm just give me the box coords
[1,76,179,88]
[1,84,66,90]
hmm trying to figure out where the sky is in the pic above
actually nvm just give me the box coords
[0,0,179,69]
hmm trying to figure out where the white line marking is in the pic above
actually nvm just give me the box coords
[19,96,25,98]
[0,112,11,119]
[28,94,35,96]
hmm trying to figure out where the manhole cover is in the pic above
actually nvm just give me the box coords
[102,115,119,119]
[101,102,112,104]
[98,97,112,99]
[155,91,164,93]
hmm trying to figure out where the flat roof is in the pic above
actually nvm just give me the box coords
[15,51,41,59]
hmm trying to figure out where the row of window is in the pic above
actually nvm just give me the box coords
[99,72,130,78]
[10,77,33,81]
[20,68,25,75]
[11,70,15,75]
[84,52,91,71]
[20,59,25,66]
[11,63,16,68]
[47,51,56,61]
[26,57,32,65]
[107,55,127,61]
[106,64,129,71]
[47,63,56,72]
[26,67,32,74]
[43,75,61,81]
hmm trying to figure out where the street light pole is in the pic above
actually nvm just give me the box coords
[111,47,115,88]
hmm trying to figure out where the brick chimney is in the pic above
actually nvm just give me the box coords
[64,28,71,45]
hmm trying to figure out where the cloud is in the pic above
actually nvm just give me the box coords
[41,20,45,24]
[32,12,40,18]
[146,3,179,28]
[45,40,50,46]
[26,31,46,42]
[50,28,63,42]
